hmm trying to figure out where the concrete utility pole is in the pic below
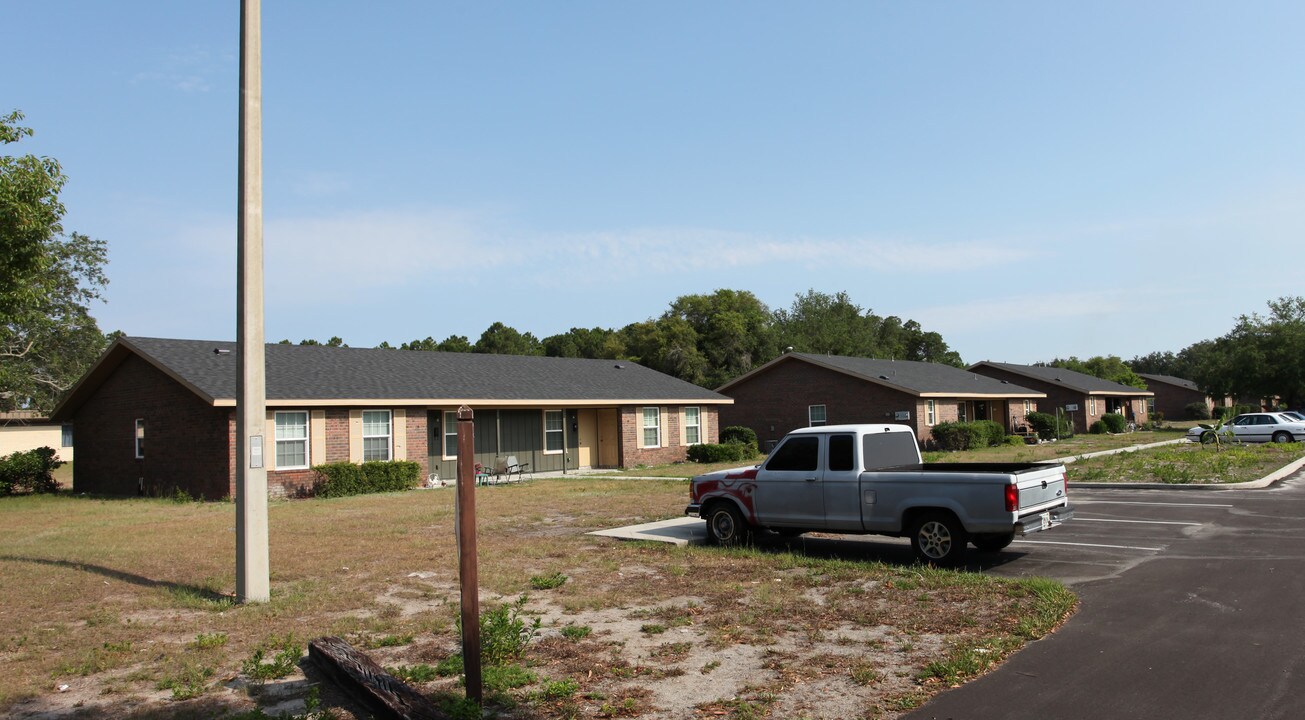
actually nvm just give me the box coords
[236,0,270,604]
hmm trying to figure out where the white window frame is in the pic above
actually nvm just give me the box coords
[926,400,936,426]
[808,404,827,427]
[641,407,661,448]
[134,418,145,459]
[957,402,967,423]
[1023,400,1032,417]
[544,410,565,454]
[1089,397,1098,416]
[274,411,310,470]
[443,410,459,459]
[684,406,701,445]
[362,410,392,462]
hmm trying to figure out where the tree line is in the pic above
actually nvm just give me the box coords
[287,288,963,390]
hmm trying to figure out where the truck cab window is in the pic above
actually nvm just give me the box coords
[828,434,854,471]
[765,436,819,472]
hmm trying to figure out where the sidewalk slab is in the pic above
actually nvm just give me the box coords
[586,517,703,546]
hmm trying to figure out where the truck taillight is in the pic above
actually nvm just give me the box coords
[690,483,699,503]
[1062,472,1068,494]
[1005,483,1019,512]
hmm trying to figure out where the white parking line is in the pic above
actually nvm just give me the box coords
[1077,500,1233,508]
[1013,540,1165,551]
[1074,518,1203,527]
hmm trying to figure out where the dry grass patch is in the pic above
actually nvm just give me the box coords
[1067,441,1303,484]
[1,478,1075,719]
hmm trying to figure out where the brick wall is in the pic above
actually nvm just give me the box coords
[1147,382,1210,420]
[242,407,431,499]
[73,354,231,499]
[718,361,923,446]
[618,405,718,467]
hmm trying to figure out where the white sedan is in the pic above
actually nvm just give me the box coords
[1187,413,1305,444]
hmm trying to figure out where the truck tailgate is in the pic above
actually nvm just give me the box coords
[1015,465,1068,512]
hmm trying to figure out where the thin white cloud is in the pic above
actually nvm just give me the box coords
[130,46,230,93]
[291,172,351,198]
[542,228,1037,278]
[264,208,507,297]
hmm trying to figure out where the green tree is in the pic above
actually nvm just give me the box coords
[474,322,542,356]
[543,327,621,359]
[0,112,109,412]
[773,290,963,367]
[618,318,708,384]
[1042,355,1147,389]
[664,289,777,387]
[1192,297,1305,408]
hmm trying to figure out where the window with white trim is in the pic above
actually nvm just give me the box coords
[1023,400,1032,417]
[957,402,967,423]
[134,419,145,458]
[641,407,661,447]
[544,410,564,453]
[1089,397,1098,416]
[443,410,458,458]
[684,406,701,445]
[275,411,309,469]
[926,400,936,426]
[362,410,392,462]
[809,405,827,427]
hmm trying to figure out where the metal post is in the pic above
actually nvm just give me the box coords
[235,0,269,604]
[456,405,482,703]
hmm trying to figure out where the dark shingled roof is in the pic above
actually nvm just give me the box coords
[971,361,1153,395]
[1138,373,1200,392]
[61,337,730,410]
[720,353,1044,397]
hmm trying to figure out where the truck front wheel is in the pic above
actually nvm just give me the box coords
[705,504,750,546]
[910,512,968,566]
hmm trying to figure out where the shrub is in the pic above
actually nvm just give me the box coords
[0,446,62,496]
[313,460,421,498]
[477,595,540,666]
[1089,420,1108,434]
[1102,413,1127,434]
[974,420,1006,446]
[931,420,1006,451]
[1024,412,1072,440]
[718,426,759,453]
[686,442,752,464]
[931,422,983,451]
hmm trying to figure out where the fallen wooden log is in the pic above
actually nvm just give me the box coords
[308,636,450,720]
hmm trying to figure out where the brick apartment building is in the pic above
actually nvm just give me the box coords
[717,353,1045,449]
[969,361,1153,434]
[51,337,729,499]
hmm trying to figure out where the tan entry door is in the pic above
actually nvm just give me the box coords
[576,409,598,468]
[598,409,620,467]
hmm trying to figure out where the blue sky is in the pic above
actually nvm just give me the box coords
[7,2,1305,366]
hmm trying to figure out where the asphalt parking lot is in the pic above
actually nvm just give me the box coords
[905,469,1305,720]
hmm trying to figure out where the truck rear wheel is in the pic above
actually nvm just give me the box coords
[705,503,750,546]
[972,532,1015,552]
[910,512,968,566]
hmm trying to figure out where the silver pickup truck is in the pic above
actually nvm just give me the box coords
[685,423,1073,565]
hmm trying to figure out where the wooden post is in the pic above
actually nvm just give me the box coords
[455,405,482,704]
